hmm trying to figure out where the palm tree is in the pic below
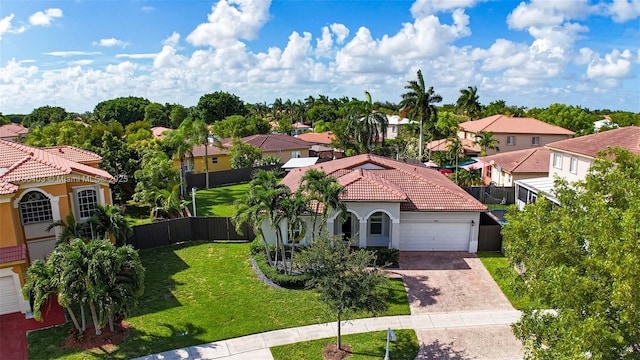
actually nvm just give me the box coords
[165,119,196,197]
[456,86,481,120]
[474,130,500,156]
[446,136,464,183]
[89,204,131,246]
[47,213,85,244]
[348,91,388,153]
[191,120,211,189]
[400,69,443,159]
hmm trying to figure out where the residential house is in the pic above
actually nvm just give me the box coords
[150,126,172,140]
[480,147,550,186]
[385,115,414,140]
[262,154,487,252]
[426,138,481,158]
[176,134,314,174]
[291,122,311,136]
[458,115,574,156]
[0,140,114,315]
[514,126,640,209]
[296,131,344,160]
[0,123,29,141]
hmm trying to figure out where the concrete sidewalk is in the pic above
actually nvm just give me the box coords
[134,310,522,360]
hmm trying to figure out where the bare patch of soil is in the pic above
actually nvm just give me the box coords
[323,343,353,360]
[63,321,130,354]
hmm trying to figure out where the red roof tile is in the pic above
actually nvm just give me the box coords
[282,154,486,211]
[426,138,481,153]
[242,134,314,152]
[460,115,575,135]
[43,146,103,164]
[545,126,640,158]
[296,131,335,145]
[0,244,26,264]
[481,147,550,174]
[0,123,29,139]
[151,126,172,139]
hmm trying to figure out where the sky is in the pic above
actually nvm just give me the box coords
[1,0,639,115]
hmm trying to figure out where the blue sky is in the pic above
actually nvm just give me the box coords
[1,0,639,114]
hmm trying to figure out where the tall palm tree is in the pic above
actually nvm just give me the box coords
[474,130,500,156]
[191,119,211,189]
[348,91,388,153]
[400,69,443,159]
[298,169,346,241]
[165,118,197,197]
[456,86,481,120]
[89,204,131,246]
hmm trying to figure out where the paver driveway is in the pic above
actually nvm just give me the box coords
[390,252,524,359]
[390,251,514,314]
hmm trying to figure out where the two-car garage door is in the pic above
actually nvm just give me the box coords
[400,221,472,251]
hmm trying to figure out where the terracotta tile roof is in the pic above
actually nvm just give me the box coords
[242,134,314,152]
[545,126,640,158]
[191,143,229,157]
[482,147,550,174]
[43,146,103,164]
[282,154,486,211]
[0,180,18,195]
[460,115,575,135]
[0,123,29,139]
[292,122,311,129]
[0,139,115,192]
[0,244,26,264]
[296,131,335,145]
[426,138,481,153]
[151,126,172,139]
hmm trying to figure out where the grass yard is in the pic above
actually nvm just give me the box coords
[271,329,419,360]
[477,252,543,310]
[28,241,410,359]
[195,182,250,217]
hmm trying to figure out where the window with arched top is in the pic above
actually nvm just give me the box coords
[19,191,53,224]
[76,188,98,220]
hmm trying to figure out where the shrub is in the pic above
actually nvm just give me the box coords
[369,247,399,267]
[253,252,310,289]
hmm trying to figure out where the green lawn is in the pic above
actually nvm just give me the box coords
[477,251,543,310]
[271,330,419,360]
[125,205,153,226]
[195,183,250,217]
[28,241,410,359]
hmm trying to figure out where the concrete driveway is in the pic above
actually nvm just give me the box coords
[389,252,523,359]
[390,251,514,314]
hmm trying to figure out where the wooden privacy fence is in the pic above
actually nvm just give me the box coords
[462,186,515,205]
[186,165,280,189]
[127,217,255,250]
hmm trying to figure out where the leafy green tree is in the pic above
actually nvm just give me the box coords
[312,120,331,133]
[481,100,526,118]
[46,213,85,245]
[0,112,9,125]
[453,169,482,186]
[94,96,151,126]
[609,112,640,127]
[169,104,189,128]
[164,118,200,196]
[210,115,270,138]
[24,120,90,147]
[194,91,247,123]
[89,204,132,246]
[23,106,68,127]
[124,120,153,144]
[228,138,262,169]
[132,149,180,207]
[276,118,294,135]
[433,111,464,139]
[307,103,338,125]
[474,130,500,156]
[502,148,640,359]
[297,234,391,350]
[347,91,388,154]
[400,69,442,159]
[143,102,169,127]
[456,86,481,120]
[151,183,189,219]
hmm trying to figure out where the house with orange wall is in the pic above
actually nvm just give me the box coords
[0,139,114,315]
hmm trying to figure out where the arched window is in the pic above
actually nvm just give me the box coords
[76,188,97,219]
[19,191,52,224]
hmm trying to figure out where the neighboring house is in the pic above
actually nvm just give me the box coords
[281,157,319,171]
[0,140,115,315]
[296,131,335,145]
[458,115,575,155]
[177,134,314,174]
[296,131,344,160]
[480,147,550,186]
[426,138,481,157]
[385,115,414,140]
[262,154,487,252]
[291,122,311,136]
[514,126,640,209]
[0,123,29,141]
[150,126,172,140]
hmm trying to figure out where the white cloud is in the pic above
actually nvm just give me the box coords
[186,0,271,48]
[608,0,640,22]
[93,38,130,48]
[586,49,634,86]
[71,59,94,66]
[507,0,594,29]
[162,32,180,47]
[44,51,102,57]
[115,53,156,59]
[0,14,28,40]
[410,0,477,17]
[330,23,349,44]
[141,6,155,12]
[29,8,63,26]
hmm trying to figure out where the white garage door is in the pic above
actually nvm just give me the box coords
[0,275,21,315]
[400,222,471,251]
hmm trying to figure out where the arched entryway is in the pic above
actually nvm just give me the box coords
[366,211,391,247]
[333,211,360,242]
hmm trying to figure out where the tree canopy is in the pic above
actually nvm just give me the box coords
[228,138,262,169]
[194,91,247,123]
[94,96,151,126]
[502,148,640,359]
[210,115,270,138]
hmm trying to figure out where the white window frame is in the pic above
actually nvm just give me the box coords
[506,135,516,146]
[570,157,578,174]
[291,150,301,158]
[531,136,540,146]
[73,185,99,221]
[211,157,218,164]
[369,214,384,236]
[19,191,53,225]
[553,153,563,169]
